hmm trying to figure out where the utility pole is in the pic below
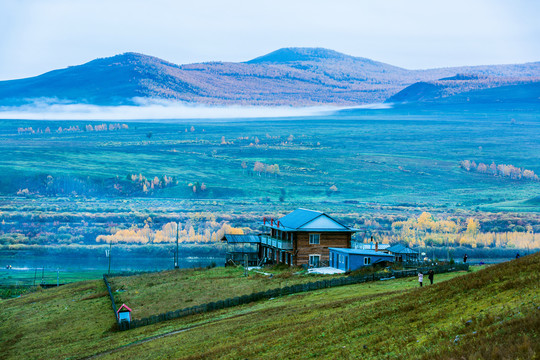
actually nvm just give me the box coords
[108,241,112,275]
[175,222,179,269]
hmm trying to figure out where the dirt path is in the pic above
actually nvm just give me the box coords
[79,312,251,359]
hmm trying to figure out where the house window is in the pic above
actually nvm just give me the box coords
[309,255,320,267]
[364,257,371,265]
[309,234,320,244]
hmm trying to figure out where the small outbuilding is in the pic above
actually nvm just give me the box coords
[329,248,394,272]
[221,234,261,266]
[117,303,132,323]
[387,244,420,263]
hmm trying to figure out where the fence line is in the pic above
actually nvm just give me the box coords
[102,275,119,327]
[107,263,468,331]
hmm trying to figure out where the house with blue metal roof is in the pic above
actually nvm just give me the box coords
[260,208,358,267]
[329,248,394,271]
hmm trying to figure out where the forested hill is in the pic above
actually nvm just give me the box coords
[387,75,540,104]
[0,47,539,106]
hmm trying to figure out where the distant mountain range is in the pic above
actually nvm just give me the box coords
[0,47,538,106]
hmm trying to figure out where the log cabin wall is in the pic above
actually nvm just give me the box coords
[295,232,351,266]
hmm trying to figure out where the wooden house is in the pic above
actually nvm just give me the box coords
[329,248,394,271]
[260,208,357,267]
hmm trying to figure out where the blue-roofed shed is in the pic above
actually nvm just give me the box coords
[221,234,261,266]
[387,244,420,263]
[329,248,394,271]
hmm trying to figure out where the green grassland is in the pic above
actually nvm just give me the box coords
[1,106,539,209]
[109,265,347,319]
[1,253,538,359]
[0,269,105,287]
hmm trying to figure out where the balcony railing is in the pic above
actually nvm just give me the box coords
[260,235,293,250]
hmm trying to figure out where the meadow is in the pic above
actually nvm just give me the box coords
[108,265,348,320]
[0,254,538,359]
[1,104,539,207]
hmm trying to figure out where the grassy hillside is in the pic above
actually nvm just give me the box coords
[387,77,540,104]
[109,265,346,320]
[100,255,539,359]
[1,253,538,359]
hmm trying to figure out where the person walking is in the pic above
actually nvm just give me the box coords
[516,253,520,259]
[418,272,423,287]
[463,254,468,263]
[428,269,434,285]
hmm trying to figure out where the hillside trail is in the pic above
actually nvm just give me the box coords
[79,311,252,360]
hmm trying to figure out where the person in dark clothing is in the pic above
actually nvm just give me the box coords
[463,254,468,263]
[428,269,434,285]
[516,253,520,259]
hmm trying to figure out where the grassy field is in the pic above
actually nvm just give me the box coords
[1,253,538,359]
[0,268,105,286]
[109,265,349,319]
[1,106,539,208]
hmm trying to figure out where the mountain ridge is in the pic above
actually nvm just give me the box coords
[0,47,539,106]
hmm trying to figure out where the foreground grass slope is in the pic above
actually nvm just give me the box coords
[109,266,346,319]
[0,254,538,359]
[104,254,539,360]
[0,267,468,360]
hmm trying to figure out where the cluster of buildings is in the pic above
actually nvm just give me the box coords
[222,208,419,271]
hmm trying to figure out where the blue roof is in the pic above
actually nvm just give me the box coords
[328,248,394,257]
[387,244,419,254]
[262,208,356,232]
[221,234,260,243]
[279,208,323,229]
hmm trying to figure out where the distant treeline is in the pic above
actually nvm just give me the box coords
[460,160,539,181]
[17,123,129,135]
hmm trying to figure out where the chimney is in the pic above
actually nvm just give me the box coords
[263,217,266,225]
[277,221,280,228]
[271,218,274,226]
[375,241,378,252]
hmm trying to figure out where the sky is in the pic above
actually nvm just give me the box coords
[0,0,539,80]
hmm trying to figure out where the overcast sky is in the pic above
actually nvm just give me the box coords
[1,0,539,80]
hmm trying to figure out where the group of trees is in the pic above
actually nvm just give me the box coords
[85,123,129,131]
[17,123,129,135]
[188,181,207,194]
[96,221,244,245]
[251,161,281,176]
[388,212,539,249]
[460,160,539,181]
[128,174,176,194]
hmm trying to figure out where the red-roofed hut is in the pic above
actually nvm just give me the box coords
[117,303,132,323]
